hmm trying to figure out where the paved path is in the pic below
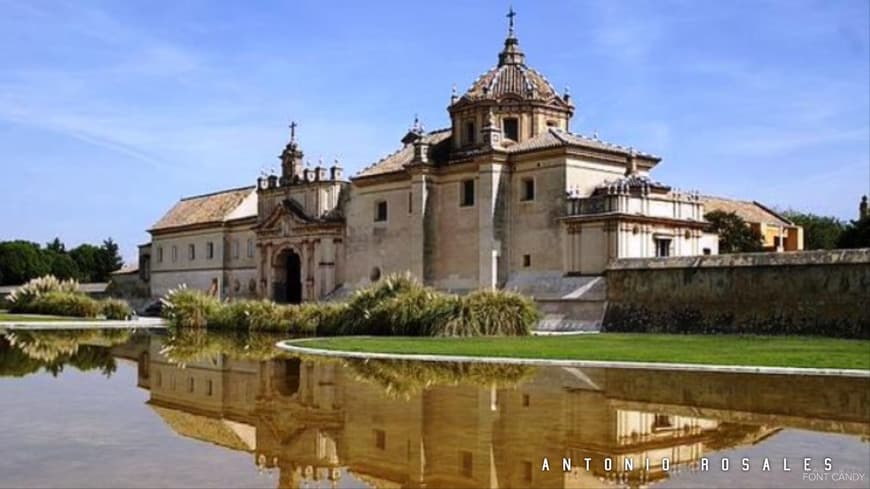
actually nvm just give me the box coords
[276,337,870,378]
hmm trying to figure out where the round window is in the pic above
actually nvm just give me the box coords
[370,267,382,282]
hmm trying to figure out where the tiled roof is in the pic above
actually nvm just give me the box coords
[150,186,256,232]
[701,195,793,227]
[463,63,560,102]
[355,129,452,178]
[507,128,659,159]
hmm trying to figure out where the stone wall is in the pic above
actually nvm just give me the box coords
[603,249,870,338]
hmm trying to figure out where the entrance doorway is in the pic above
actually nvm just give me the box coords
[273,249,302,304]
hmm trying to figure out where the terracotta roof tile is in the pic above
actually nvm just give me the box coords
[355,129,452,179]
[150,186,256,232]
[507,128,659,159]
[701,195,793,227]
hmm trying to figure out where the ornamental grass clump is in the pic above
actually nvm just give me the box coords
[339,273,420,335]
[100,298,133,320]
[8,275,80,312]
[28,291,102,318]
[454,289,539,336]
[161,286,220,328]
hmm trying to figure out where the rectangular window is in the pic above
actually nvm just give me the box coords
[206,380,213,396]
[157,246,164,263]
[522,254,531,268]
[703,247,711,256]
[375,200,388,222]
[187,377,195,393]
[374,429,386,450]
[188,244,195,261]
[522,393,530,407]
[408,191,413,214]
[465,121,475,145]
[171,246,178,263]
[655,238,672,257]
[460,179,475,207]
[522,461,533,482]
[521,178,535,201]
[460,451,473,478]
[502,117,519,141]
[232,239,240,259]
[206,242,214,260]
[247,239,254,258]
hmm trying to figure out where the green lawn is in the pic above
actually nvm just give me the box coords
[0,312,94,323]
[298,334,870,370]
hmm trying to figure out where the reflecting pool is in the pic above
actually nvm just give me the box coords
[0,328,867,488]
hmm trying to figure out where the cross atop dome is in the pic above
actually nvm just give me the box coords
[498,6,525,66]
[506,5,516,38]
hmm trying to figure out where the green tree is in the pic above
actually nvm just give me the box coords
[69,244,101,282]
[45,237,66,254]
[96,238,123,281]
[0,241,50,285]
[781,211,845,250]
[837,216,870,249]
[44,250,81,280]
[705,210,764,253]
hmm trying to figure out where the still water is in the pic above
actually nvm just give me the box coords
[0,328,867,489]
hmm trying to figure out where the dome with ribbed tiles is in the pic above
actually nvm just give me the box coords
[461,36,562,103]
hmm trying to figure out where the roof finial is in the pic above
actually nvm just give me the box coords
[412,113,423,133]
[289,121,297,142]
[507,5,516,38]
[450,84,458,104]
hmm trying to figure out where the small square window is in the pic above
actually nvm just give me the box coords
[374,429,386,450]
[188,244,195,260]
[375,201,388,222]
[703,248,711,256]
[521,178,535,201]
[460,179,475,207]
[655,238,672,257]
[460,451,473,478]
[522,254,531,267]
[206,242,214,260]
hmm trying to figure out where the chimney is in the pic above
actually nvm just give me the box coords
[413,138,429,164]
[330,160,344,180]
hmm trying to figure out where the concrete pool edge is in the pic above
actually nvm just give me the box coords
[0,317,167,330]
[276,337,870,378]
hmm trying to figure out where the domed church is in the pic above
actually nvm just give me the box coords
[143,9,802,318]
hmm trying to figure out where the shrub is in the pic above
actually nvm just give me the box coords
[369,285,453,336]
[161,286,220,328]
[100,298,132,320]
[455,289,538,336]
[160,274,541,336]
[28,291,102,318]
[243,300,288,331]
[8,275,80,312]
[340,273,421,335]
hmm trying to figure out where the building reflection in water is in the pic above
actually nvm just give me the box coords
[121,332,869,489]
[3,329,866,489]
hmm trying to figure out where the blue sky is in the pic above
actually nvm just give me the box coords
[1,0,868,263]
